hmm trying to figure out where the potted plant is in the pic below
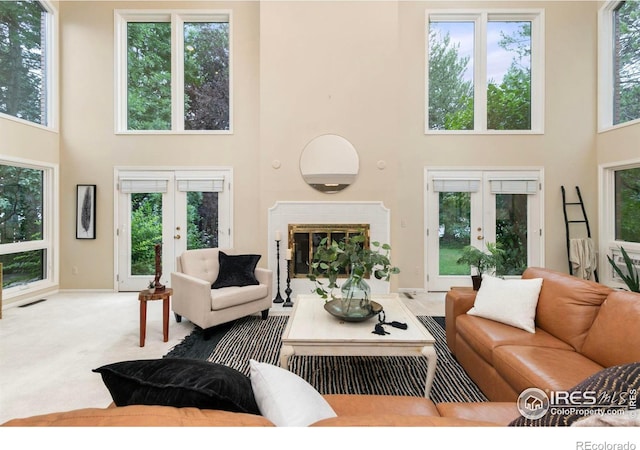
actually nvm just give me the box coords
[607,246,640,292]
[456,242,505,290]
[308,233,400,319]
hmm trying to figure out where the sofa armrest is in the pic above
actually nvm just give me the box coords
[445,288,477,355]
[171,271,213,320]
[255,268,273,301]
[254,267,273,286]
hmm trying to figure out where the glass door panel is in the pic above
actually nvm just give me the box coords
[495,194,528,275]
[186,191,219,249]
[130,193,163,276]
[439,192,471,276]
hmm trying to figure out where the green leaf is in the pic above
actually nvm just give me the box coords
[607,247,640,292]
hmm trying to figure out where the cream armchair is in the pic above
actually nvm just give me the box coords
[171,248,273,335]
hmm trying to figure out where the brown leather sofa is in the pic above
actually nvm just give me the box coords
[446,267,640,402]
[2,395,520,426]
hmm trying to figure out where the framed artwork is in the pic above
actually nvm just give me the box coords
[76,184,96,239]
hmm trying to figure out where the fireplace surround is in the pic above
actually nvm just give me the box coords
[268,201,391,297]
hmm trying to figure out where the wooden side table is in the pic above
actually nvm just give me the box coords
[138,288,173,347]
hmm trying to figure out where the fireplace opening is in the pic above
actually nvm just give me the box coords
[288,224,370,278]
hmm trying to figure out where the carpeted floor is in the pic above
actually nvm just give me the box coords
[165,315,487,403]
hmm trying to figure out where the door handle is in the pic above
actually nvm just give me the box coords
[174,234,181,240]
[477,235,484,240]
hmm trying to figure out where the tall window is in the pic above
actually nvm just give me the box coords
[0,159,57,294]
[601,161,640,288]
[599,1,640,129]
[614,167,640,243]
[0,1,56,127]
[426,10,544,133]
[115,11,231,133]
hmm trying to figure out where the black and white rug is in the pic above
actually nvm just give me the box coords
[165,315,487,403]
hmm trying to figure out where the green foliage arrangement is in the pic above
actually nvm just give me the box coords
[607,246,640,293]
[307,233,400,300]
[456,242,505,276]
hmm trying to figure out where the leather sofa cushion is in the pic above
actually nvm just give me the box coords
[323,394,440,417]
[211,284,269,310]
[509,362,640,427]
[1,405,274,427]
[493,345,604,395]
[523,267,611,351]
[436,402,520,425]
[581,290,640,367]
[310,415,500,427]
[456,314,573,365]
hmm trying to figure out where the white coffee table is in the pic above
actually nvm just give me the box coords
[279,293,437,398]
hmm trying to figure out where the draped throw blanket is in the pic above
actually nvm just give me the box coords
[570,238,597,280]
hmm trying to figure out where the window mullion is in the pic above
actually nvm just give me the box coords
[116,14,128,132]
[172,14,184,132]
[475,13,488,131]
[531,12,544,133]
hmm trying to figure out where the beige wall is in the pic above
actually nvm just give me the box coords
[58,1,260,289]
[0,120,59,164]
[8,0,630,296]
[596,123,640,165]
[260,0,601,289]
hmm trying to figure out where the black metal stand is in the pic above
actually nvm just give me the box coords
[283,259,294,307]
[273,240,284,303]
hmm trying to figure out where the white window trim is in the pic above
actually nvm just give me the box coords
[598,1,640,132]
[0,1,59,132]
[114,9,233,135]
[0,155,59,299]
[425,9,545,135]
[598,158,640,288]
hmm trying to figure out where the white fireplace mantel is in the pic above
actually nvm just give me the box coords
[267,201,391,299]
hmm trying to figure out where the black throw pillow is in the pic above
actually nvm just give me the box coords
[92,358,260,414]
[211,251,261,289]
[509,362,640,426]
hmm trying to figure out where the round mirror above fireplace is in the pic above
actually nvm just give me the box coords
[299,134,359,193]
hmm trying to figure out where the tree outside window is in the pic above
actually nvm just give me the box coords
[613,1,640,125]
[0,164,47,289]
[121,12,230,132]
[0,0,49,126]
[427,12,539,133]
[615,167,640,243]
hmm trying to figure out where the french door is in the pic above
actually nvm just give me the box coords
[425,169,543,291]
[116,169,232,291]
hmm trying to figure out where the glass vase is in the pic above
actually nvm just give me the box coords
[339,270,372,319]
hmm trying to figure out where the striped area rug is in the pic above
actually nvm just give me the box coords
[168,315,487,403]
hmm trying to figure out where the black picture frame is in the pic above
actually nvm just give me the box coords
[76,184,96,239]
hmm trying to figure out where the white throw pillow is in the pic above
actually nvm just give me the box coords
[249,359,337,426]
[467,275,543,333]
